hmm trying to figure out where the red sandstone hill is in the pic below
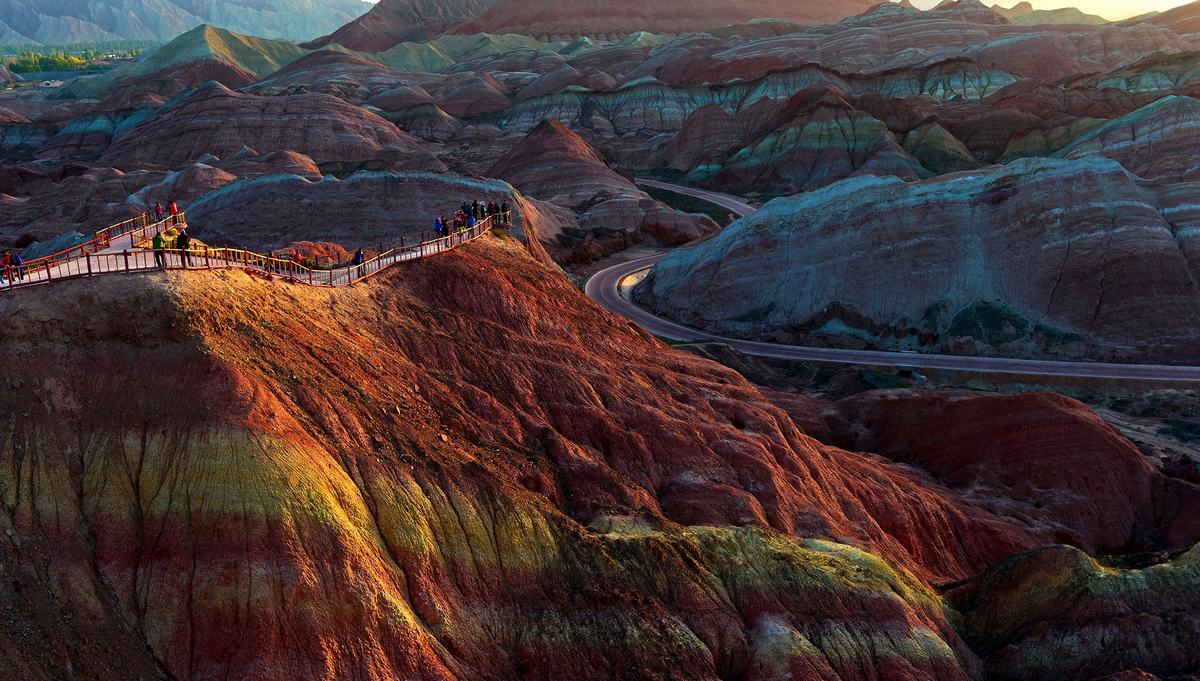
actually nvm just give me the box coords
[487,119,634,206]
[486,119,718,259]
[457,0,880,38]
[1,232,1199,679]
[94,58,259,112]
[637,156,1200,364]
[1138,0,1200,35]
[95,82,423,168]
[308,0,503,52]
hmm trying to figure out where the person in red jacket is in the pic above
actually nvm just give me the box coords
[169,199,180,225]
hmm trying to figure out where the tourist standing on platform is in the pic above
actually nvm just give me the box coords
[152,231,166,267]
[176,228,192,267]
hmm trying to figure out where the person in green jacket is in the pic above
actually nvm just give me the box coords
[152,230,166,268]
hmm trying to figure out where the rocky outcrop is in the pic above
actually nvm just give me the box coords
[1070,50,1200,94]
[1056,95,1200,181]
[514,64,617,102]
[705,89,930,193]
[648,104,746,176]
[490,58,1015,151]
[638,86,945,193]
[828,390,1200,554]
[95,58,258,111]
[97,83,422,167]
[367,84,437,111]
[950,543,1200,680]
[486,119,717,259]
[246,50,408,102]
[902,122,979,172]
[380,32,560,73]
[936,79,1149,162]
[437,73,513,118]
[210,148,324,180]
[636,157,1200,363]
[383,104,464,141]
[34,112,133,160]
[487,119,631,206]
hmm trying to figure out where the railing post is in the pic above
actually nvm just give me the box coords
[123,250,130,272]
[86,254,92,277]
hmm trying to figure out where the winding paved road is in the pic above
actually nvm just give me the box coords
[581,179,1200,382]
[635,178,756,216]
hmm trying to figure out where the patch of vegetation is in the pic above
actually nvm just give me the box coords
[9,51,90,73]
[1158,419,1200,445]
[0,40,153,56]
[863,371,915,390]
[5,45,145,73]
[731,304,775,323]
[1034,322,1084,350]
[1108,397,1133,413]
[947,300,1030,345]
[645,187,737,225]
[921,299,950,328]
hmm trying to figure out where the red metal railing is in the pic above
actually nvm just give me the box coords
[20,211,187,271]
[1,215,499,292]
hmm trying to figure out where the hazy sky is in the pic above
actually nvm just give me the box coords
[908,0,1192,20]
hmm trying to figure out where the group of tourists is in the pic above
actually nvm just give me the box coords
[151,227,193,268]
[1,249,25,283]
[434,199,511,238]
[4,195,514,288]
[151,200,183,226]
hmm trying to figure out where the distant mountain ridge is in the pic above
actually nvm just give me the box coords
[456,0,881,39]
[310,0,880,51]
[0,0,372,44]
[55,24,308,98]
[992,1,1108,25]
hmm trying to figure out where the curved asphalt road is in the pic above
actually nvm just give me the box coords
[581,179,1200,382]
[635,177,757,217]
